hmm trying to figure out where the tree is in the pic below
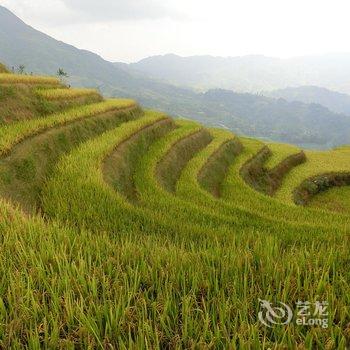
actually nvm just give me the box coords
[57,68,68,84]
[18,65,25,74]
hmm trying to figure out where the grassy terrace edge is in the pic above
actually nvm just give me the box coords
[0,99,136,156]
[294,171,350,206]
[221,137,350,229]
[37,88,101,100]
[0,73,61,85]
[132,121,338,238]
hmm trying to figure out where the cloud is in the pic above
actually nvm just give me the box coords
[60,0,181,21]
[0,0,75,25]
[0,0,183,26]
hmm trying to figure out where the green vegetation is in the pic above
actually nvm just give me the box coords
[0,70,349,348]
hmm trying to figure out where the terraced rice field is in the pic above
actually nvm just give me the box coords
[0,73,60,85]
[276,147,350,204]
[308,186,350,213]
[37,88,101,100]
[0,72,349,349]
[264,142,301,169]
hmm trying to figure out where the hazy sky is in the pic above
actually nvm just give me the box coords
[1,0,350,62]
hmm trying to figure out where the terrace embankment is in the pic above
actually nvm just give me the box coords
[103,117,175,203]
[156,129,212,192]
[0,105,141,213]
[240,146,306,196]
[198,138,243,197]
[293,172,350,206]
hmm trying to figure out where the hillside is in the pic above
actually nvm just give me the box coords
[0,70,349,348]
[129,54,291,92]
[266,85,350,116]
[199,89,350,147]
[0,5,196,107]
[2,6,350,149]
[130,53,350,94]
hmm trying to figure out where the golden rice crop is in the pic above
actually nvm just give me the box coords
[0,73,60,85]
[37,87,100,100]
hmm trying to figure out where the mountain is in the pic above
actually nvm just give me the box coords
[1,5,350,148]
[130,53,350,94]
[0,5,197,107]
[128,54,291,92]
[265,86,350,116]
[197,89,350,147]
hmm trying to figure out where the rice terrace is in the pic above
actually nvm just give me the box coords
[0,63,349,349]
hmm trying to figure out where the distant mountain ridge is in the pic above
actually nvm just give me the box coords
[265,86,350,116]
[129,53,350,94]
[0,5,196,106]
[198,89,350,147]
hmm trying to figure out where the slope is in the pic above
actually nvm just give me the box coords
[0,5,196,108]
[131,53,350,94]
[266,85,350,116]
[0,71,349,348]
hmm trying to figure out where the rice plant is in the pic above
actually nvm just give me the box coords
[0,72,349,348]
[0,98,136,155]
[276,147,350,203]
[0,73,60,85]
[37,87,101,100]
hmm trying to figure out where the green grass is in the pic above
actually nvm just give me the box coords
[103,117,175,203]
[0,71,349,348]
[196,129,242,197]
[41,112,177,233]
[130,122,343,242]
[238,142,305,196]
